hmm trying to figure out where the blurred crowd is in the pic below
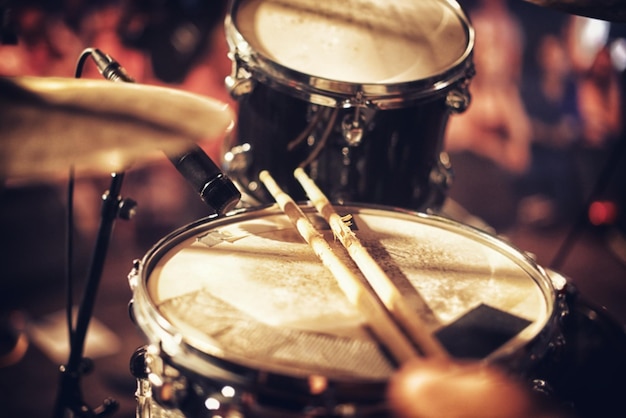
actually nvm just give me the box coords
[1,0,626,284]
[449,0,626,232]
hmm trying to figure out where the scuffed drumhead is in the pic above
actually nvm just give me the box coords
[139,205,555,380]
[233,0,471,83]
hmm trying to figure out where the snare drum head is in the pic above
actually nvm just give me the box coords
[140,205,553,381]
[231,0,472,84]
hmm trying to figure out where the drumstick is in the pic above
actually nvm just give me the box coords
[294,167,449,359]
[258,170,419,365]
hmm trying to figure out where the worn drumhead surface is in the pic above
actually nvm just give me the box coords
[233,0,470,83]
[146,206,551,379]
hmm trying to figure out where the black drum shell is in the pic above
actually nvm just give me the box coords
[230,83,454,210]
[223,0,475,211]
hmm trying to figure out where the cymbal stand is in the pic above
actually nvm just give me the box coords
[52,171,136,418]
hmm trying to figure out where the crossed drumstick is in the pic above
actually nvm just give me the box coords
[258,168,449,363]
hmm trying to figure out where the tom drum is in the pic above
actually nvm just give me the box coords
[223,0,475,211]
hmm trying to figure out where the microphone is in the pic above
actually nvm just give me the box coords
[167,144,241,215]
[88,49,241,215]
[90,48,135,83]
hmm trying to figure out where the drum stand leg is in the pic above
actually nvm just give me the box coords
[52,172,136,418]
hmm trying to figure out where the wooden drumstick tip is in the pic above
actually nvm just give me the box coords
[293,167,449,359]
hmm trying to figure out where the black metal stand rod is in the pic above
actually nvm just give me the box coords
[52,172,126,418]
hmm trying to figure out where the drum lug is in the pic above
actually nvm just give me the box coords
[427,152,454,208]
[445,86,471,113]
[223,143,252,175]
[226,55,255,99]
[341,111,364,146]
[127,259,142,291]
[545,269,574,325]
[530,378,554,397]
[430,152,453,187]
[445,65,474,113]
[340,94,375,147]
[223,143,261,198]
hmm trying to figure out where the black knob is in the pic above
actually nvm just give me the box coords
[129,346,149,379]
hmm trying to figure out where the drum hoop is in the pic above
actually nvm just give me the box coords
[225,0,475,109]
[131,202,559,387]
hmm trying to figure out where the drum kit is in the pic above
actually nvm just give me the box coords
[2,0,626,417]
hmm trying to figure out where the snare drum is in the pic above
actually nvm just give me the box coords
[128,204,563,417]
[223,0,475,211]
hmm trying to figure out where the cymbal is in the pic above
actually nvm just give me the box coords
[524,0,626,22]
[0,76,234,181]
